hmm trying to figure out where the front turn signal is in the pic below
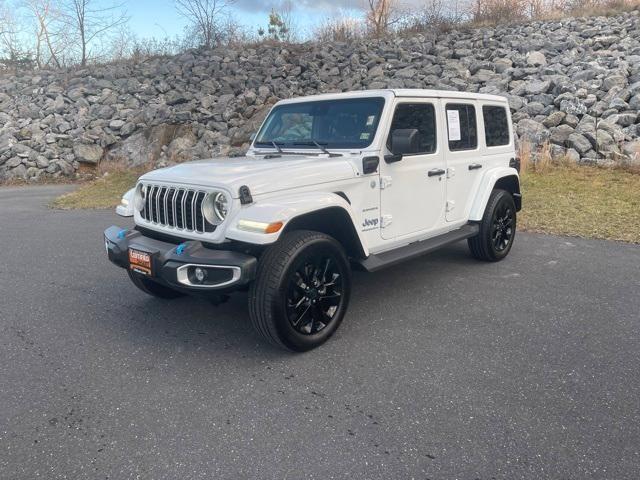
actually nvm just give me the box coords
[237,219,284,234]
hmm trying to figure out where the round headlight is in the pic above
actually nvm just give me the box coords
[213,192,229,221]
[203,192,229,224]
[134,185,146,211]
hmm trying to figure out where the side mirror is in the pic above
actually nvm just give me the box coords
[386,128,419,163]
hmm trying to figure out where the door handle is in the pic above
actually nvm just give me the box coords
[428,168,446,177]
[469,163,483,170]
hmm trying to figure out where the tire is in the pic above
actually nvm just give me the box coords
[127,270,184,299]
[468,189,517,262]
[249,230,352,352]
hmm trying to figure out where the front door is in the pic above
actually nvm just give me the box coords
[380,100,446,240]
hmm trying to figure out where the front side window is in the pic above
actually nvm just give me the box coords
[483,106,511,147]
[446,104,478,151]
[255,97,386,150]
[386,103,437,155]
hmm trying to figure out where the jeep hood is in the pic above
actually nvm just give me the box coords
[140,155,357,197]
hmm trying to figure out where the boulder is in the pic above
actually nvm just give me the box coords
[73,143,104,164]
[603,75,627,91]
[109,119,126,130]
[525,80,551,96]
[526,51,547,67]
[516,119,549,145]
[543,111,566,128]
[550,125,575,146]
[568,133,593,155]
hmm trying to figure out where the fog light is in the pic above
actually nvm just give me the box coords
[194,267,207,283]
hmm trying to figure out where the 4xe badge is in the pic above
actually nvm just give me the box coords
[362,217,379,232]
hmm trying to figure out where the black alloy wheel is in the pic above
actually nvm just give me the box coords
[492,201,515,252]
[468,188,517,262]
[285,253,344,336]
[249,230,352,352]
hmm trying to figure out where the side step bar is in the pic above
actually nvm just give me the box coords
[357,223,479,272]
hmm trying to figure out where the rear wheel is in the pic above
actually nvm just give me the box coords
[127,270,184,299]
[249,230,351,352]
[468,189,517,262]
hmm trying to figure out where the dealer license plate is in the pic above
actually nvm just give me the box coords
[128,248,153,276]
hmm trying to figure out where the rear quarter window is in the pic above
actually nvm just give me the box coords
[483,106,511,147]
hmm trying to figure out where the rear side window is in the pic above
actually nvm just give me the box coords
[446,104,477,151]
[387,103,437,155]
[483,106,510,147]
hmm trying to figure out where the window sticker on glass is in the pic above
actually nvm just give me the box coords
[447,110,462,142]
[360,132,371,140]
[366,115,376,126]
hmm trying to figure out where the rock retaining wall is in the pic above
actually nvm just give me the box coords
[1,10,640,181]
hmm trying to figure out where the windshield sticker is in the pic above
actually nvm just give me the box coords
[360,133,371,140]
[366,115,376,126]
[447,110,462,142]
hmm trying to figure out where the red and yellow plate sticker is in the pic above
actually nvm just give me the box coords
[128,248,153,276]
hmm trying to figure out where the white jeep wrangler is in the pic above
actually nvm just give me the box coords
[105,89,521,351]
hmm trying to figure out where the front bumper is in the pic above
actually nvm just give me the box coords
[104,226,257,292]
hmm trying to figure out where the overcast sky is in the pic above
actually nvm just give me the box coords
[234,0,365,13]
[124,0,368,40]
[120,0,449,41]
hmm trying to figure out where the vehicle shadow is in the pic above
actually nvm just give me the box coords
[106,242,478,357]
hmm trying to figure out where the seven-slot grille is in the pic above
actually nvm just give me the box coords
[140,184,214,233]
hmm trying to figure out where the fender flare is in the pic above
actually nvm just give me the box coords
[225,191,369,257]
[468,167,521,221]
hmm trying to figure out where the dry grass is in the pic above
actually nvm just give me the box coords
[520,164,640,243]
[567,0,640,18]
[468,0,640,26]
[518,141,640,243]
[50,169,141,210]
[517,139,555,174]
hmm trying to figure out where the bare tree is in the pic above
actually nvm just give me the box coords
[276,0,297,42]
[107,22,134,60]
[469,0,528,23]
[1,1,33,69]
[175,0,236,48]
[65,0,128,66]
[366,0,404,37]
[417,0,443,24]
[0,1,17,52]
[314,13,365,42]
[24,0,67,68]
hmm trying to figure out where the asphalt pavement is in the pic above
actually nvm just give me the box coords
[1,184,639,479]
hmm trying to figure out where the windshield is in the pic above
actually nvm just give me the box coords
[255,97,386,150]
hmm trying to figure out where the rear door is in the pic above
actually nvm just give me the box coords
[443,102,484,223]
[380,99,446,240]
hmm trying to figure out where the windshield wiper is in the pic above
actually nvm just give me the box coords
[293,141,343,157]
[254,141,297,158]
[271,141,283,153]
[254,141,324,157]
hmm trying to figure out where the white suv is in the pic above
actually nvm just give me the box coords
[105,89,522,351]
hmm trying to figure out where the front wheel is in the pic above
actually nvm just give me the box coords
[249,230,352,352]
[468,189,517,262]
